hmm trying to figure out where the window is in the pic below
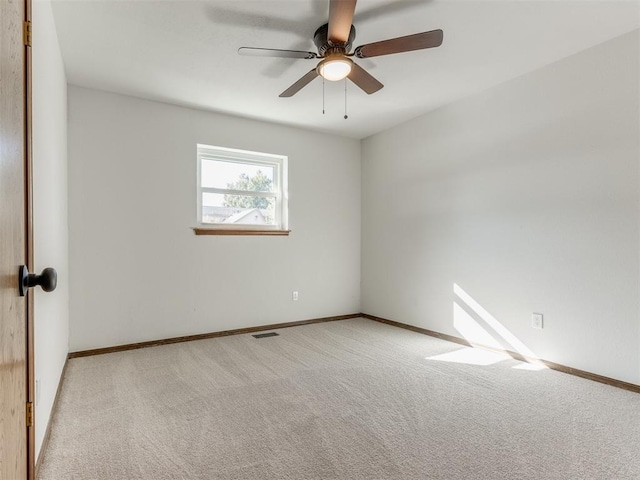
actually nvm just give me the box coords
[196,144,288,234]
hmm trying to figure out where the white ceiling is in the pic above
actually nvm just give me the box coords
[51,0,639,139]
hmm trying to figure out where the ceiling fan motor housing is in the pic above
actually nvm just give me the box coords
[314,23,356,56]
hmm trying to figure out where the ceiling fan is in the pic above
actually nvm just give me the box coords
[238,0,443,98]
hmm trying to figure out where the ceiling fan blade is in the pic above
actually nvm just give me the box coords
[354,29,443,58]
[328,0,357,44]
[347,63,383,95]
[279,69,320,97]
[238,47,318,59]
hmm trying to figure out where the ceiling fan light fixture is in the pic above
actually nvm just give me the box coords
[318,57,352,81]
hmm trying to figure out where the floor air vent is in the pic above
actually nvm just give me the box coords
[252,332,279,339]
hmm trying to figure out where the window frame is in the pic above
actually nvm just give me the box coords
[196,144,289,233]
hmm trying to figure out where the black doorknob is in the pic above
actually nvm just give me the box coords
[19,265,57,297]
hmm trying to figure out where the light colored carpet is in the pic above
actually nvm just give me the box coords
[39,318,640,479]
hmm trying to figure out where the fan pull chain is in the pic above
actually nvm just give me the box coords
[322,76,325,114]
[344,78,348,120]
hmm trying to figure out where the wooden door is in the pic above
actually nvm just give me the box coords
[1,0,33,478]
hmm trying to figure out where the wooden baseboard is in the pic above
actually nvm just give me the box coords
[362,313,640,395]
[35,357,69,479]
[66,312,640,395]
[68,314,362,358]
[364,314,473,347]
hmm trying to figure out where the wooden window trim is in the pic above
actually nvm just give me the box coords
[193,228,290,236]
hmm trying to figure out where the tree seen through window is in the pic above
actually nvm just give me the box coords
[223,170,274,223]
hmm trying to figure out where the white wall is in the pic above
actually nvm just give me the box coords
[68,87,361,351]
[362,31,640,384]
[32,0,69,457]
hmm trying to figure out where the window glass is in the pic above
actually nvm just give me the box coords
[197,144,287,230]
[202,193,276,225]
[201,159,275,192]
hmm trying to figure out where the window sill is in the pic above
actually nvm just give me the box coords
[193,228,290,236]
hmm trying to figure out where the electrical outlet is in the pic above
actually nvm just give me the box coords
[531,313,544,330]
[292,291,299,301]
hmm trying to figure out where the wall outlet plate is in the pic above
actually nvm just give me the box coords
[532,313,544,330]
[292,291,299,301]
